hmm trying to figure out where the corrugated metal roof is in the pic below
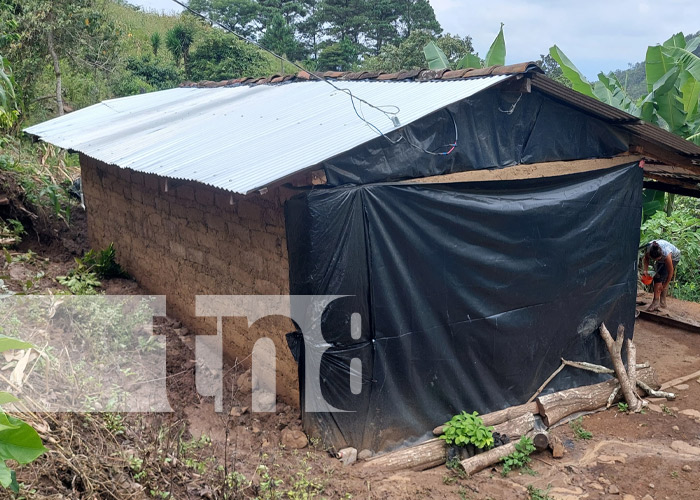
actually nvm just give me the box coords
[24,76,510,194]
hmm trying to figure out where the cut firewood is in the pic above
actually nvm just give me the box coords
[493,412,535,439]
[361,438,446,472]
[433,402,538,436]
[536,366,657,427]
[599,323,641,412]
[548,434,565,458]
[460,441,518,476]
[532,432,549,451]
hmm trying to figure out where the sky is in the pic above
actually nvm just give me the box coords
[129,0,700,79]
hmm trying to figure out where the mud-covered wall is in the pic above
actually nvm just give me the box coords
[79,155,299,403]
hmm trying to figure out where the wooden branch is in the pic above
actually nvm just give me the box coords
[606,385,620,408]
[460,441,518,476]
[599,323,641,412]
[433,402,538,436]
[527,362,565,403]
[637,379,676,400]
[536,366,657,426]
[626,340,642,411]
[659,369,700,391]
[532,432,549,451]
[493,412,535,439]
[548,434,565,458]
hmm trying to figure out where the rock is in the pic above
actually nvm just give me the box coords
[648,483,655,489]
[647,403,662,413]
[337,447,357,466]
[230,406,249,417]
[608,485,620,495]
[281,428,308,449]
[236,370,253,393]
[358,449,373,460]
[255,392,276,412]
[642,496,654,500]
[589,483,604,491]
[679,409,700,419]
[672,425,680,431]
[599,477,611,485]
[671,441,700,456]
[682,464,692,472]
[674,384,689,390]
[623,495,636,500]
[598,455,626,464]
[251,426,261,435]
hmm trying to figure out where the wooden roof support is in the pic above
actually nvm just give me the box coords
[642,180,700,198]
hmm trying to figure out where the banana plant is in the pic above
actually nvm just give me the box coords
[423,23,506,71]
[549,32,700,145]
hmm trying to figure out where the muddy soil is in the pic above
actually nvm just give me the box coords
[1,221,699,500]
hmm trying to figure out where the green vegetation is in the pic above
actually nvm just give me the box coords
[439,411,495,450]
[527,484,554,500]
[500,436,536,476]
[0,336,47,492]
[569,417,592,440]
[57,243,127,294]
[617,401,629,413]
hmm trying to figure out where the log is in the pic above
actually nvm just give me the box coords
[460,441,518,476]
[536,366,658,427]
[493,412,535,439]
[361,438,446,472]
[548,434,565,458]
[532,432,549,452]
[433,402,539,436]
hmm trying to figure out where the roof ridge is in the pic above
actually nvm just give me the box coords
[181,62,543,88]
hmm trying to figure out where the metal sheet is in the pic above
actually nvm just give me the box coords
[24,77,510,194]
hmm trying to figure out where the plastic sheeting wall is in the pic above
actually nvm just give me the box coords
[322,88,629,186]
[285,163,643,453]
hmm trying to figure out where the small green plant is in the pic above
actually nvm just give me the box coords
[0,335,47,492]
[527,484,553,500]
[0,218,24,247]
[661,404,674,416]
[670,470,679,479]
[57,266,101,294]
[440,411,494,449]
[569,417,592,440]
[617,402,629,413]
[81,243,128,279]
[501,436,536,476]
[103,413,125,435]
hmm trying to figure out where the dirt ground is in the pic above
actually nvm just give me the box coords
[1,223,700,499]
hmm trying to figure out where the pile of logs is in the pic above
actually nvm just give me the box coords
[363,323,676,475]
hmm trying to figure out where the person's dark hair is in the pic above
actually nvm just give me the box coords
[649,241,663,260]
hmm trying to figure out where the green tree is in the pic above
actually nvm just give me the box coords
[187,0,261,38]
[0,55,17,130]
[316,37,358,71]
[165,22,196,75]
[188,30,271,81]
[260,12,299,61]
[0,0,119,117]
[317,0,368,46]
[150,31,161,57]
[395,0,440,38]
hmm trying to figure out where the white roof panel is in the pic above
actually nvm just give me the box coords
[25,76,509,194]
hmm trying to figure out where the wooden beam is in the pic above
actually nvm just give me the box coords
[629,142,698,173]
[401,156,642,185]
[637,308,700,334]
[643,180,700,198]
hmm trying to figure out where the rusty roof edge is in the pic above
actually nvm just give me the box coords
[180,62,543,89]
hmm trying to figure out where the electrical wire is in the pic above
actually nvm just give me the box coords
[168,0,458,156]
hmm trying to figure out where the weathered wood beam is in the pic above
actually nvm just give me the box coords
[642,180,700,198]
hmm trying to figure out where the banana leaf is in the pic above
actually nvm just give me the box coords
[423,41,449,70]
[679,70,700,116]
[548,45,595,98]
[645,45,675,93]
[594,72,640,116]
[666,46,700,82]
[639,67,680,126]
[457,53,481,70]
[642,189,665,222]
[662,32,686,50]
[485,23,506,67]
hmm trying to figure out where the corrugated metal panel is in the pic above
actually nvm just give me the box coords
[25,77,510,194]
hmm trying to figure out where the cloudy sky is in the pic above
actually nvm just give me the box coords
[130,0,700,79]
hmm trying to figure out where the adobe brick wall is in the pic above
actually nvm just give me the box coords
[79,154,299,403]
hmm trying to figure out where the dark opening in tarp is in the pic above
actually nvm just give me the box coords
[285,163,643,453]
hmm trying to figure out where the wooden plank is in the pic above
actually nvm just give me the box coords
[636,308,700,334]
[400,156,642,185]
[642,180,700,198]
[660,369,700,391]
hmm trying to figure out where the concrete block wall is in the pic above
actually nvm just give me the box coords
[79,154,299,402]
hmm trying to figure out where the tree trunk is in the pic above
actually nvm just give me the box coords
[492,412,534,439]
[47,29,64,116]
[361,438,446,471]
[665,193,675,216]
[599,324,641,412]
[433,402,538,436]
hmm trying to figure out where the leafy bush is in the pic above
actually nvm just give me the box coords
[640,206,700,302]
[439,411,494,449]
[57,243,127,294]
[501,436,536,476]
[188,31,272,82]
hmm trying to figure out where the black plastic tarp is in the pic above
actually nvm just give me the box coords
[285,163,643,453]
[322,87,629,186]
